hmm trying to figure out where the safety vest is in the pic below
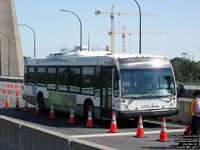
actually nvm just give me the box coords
[189,98,200,116]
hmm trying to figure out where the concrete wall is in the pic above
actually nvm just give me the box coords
[0,116,117,150]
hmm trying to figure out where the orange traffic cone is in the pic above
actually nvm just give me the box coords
[21,85,23,90]
[8,88,11,95]
[134,115,147,138]
[157,117,169,142]
[11,83,13,88]
[86,108,94,128]
[49,104,56,119]
[3,87,6,94]
[15,97,20,110]
[5,96,10,107]
[34,101,40,116]
[15,84,18,89]
[69,106,76,124]
[109,112,118,133]
[23,101,29,112]
[7,83,10,88]
[16,89,19,97]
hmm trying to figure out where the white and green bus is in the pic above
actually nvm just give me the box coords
[23,48,178,119]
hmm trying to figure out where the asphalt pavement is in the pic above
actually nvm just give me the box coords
[0,81,191,150]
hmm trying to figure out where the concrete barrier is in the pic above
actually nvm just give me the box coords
[0,138,19,150]
[0,116,117,150]
[156,98,192,125]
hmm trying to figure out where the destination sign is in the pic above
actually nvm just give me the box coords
[118,57,170,69]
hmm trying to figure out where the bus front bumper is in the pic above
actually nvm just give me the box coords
[116,108,179,119]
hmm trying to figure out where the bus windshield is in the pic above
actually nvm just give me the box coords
[120,68,175,99]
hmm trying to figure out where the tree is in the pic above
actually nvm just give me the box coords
[171,57,200,83]
[24,56,31,60]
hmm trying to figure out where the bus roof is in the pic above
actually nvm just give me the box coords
[24,50,169,66]
[46,49,168,59]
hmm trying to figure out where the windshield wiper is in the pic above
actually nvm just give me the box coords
[149,95,173,98]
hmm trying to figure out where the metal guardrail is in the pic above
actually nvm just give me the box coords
[177,82,200,98]
[182,84,200,90]
[177,82,200,90]
[0,76,23,83]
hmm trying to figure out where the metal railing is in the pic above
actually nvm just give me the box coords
[0,76,23,83]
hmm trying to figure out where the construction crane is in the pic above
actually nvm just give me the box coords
[108,26,168,53]
[95,5,159,54]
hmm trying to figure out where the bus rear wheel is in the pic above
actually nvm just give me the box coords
[84,101,94,120]
[38,94,45,112]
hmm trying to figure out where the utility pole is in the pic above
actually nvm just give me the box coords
[122,26,126,53]
[60,9,83,51]
[95,5,158,54]
[109,26,167,53]
[0,32,11,76]
[134,0,142,54]
[18,24,36,58]
[110,5,115,54]
[88,32,90,51]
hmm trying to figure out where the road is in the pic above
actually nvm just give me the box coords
[0,81,191,150]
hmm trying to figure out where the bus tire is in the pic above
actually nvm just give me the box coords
[134,117,139,124]
[37,93,45,112]
[84,100,94,120]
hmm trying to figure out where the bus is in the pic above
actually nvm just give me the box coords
[23,47,178,120]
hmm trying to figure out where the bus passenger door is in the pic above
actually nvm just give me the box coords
[101,67,113,119]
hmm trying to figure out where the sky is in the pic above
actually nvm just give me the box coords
[15,0,200,61]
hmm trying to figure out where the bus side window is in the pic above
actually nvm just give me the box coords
[82,67,94,95]
[113,69,119,97]
[58,67,68,92]
[28,66,36,85]
[37,67,46,86]
[95,66,101,97]
[47,67,57,91]
[69,67,81,93]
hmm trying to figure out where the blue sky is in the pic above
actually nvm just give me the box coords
[15,0,200,61]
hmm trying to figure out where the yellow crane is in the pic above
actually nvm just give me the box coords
[95,5,159,54]
[109,26,168,53]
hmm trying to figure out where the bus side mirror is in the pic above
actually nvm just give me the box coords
[177,84,184,97]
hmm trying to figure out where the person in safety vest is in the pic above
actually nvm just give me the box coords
[189,90,200,135]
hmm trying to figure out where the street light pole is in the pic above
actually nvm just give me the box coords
[18,24,36,58]
[60,9,82,51]
[134,0,142,54]
[0,32,11,76]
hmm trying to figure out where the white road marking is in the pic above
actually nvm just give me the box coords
[71,129,185,138]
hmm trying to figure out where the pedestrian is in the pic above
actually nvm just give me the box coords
[189,90,200,135]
